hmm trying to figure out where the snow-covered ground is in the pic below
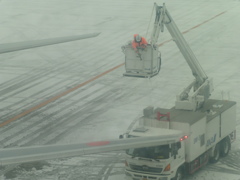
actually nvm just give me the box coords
[0,0,240,179]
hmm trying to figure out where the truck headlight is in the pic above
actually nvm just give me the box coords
[163,164,171,171]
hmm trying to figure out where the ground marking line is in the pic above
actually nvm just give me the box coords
[0,63,124,127]
[0,11,226,127]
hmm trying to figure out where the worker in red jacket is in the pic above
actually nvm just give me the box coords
[132,34,148,53]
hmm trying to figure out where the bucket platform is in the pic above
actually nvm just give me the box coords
[122,44,161,78]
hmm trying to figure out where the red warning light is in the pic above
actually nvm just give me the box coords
[180,135,188,141]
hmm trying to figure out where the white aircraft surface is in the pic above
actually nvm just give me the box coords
[0,0,240,179]
[0,33,100,54]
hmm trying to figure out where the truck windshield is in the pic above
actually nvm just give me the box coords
[126,145,170,159]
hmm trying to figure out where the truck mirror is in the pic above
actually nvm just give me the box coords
[171,143,179,156]
[173,149,178,156]
[177,142,181,148]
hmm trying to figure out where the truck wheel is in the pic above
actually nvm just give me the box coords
[172,168,183,180]
[220,136,231,157]
[209,143,220,163]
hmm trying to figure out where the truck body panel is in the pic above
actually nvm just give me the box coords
[140,99,236,162]
[125,99,236,179]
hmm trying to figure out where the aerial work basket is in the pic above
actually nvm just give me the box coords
[122,44,161,78]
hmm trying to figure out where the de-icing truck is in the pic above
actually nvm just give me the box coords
[123,100,236,180]
[0,3,236,180]
[121,3,237,180]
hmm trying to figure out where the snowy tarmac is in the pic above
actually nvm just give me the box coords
[0,0,240,179]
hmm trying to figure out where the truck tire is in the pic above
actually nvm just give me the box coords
[209,143,220,163]
[172,168,184,180]
[220,136,231,157]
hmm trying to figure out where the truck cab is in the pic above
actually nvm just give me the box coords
[124,126,185,180]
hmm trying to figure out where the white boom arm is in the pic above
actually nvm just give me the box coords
[0,32,100,54]
[152,4,213,111]
[0,132,181,166]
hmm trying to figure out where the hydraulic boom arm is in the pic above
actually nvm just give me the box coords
[152,4,213,111]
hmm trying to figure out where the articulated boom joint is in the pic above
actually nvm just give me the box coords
[154,3,212,111]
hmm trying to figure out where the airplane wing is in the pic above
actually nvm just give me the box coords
[0,132,181,166]
[0,32,100,54]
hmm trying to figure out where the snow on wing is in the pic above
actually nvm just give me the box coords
[0,33,100,54]
[0,133,181,166]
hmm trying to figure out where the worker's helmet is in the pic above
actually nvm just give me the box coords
[135,34,142,43]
